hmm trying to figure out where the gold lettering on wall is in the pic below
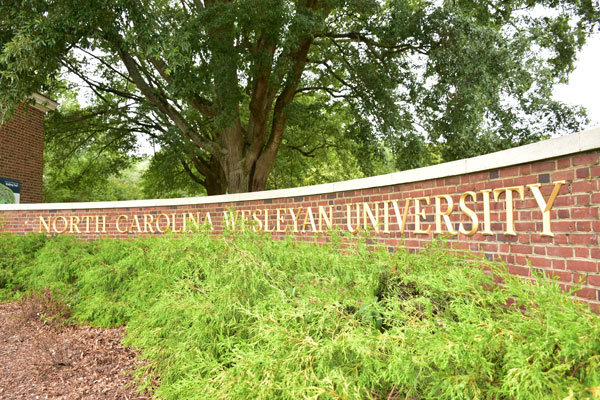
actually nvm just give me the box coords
[288,208,302,233]
[130,216,142,233]
[346,204,360,233]
[96,216,107,233]
[480,189,493,235]
[301,207,317,232]
[383,202,390,233]
[223,211,238,230]
[185,212,199,231]
[459,192,478,236]
[170,214,181,233]
[240,210,249,230]
[156,214,170,233]
[81,215,92,232]
[34,182,566,238]
[363,203,379,232]
[204,213,214,230]
[143,214,155,233]
[116,215,128,233]
[414,197,431,235]
[390,199,410,234]
[527,181,565,237]
[69,216,81,233]
[434,195,456,235]
[53,216,68,234]
[39,216,50,233]
[493,186,525,236]
[276,209,286,233]
[252,209,263,232]
[263,209,274,232]
[318,206,333,232]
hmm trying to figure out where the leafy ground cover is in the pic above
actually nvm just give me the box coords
[1,231,599,399]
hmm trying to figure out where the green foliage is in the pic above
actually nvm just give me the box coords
[0,233,47,299]
[1,231,599,399]
[43,155,147,202]
[42,89,146,202]
[1,0,597,193]
[140,148,208,199]
[268,95,395,189]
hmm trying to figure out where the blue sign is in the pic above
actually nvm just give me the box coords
[0,177,20,204]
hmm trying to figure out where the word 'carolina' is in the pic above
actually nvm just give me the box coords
[39,181,565,237]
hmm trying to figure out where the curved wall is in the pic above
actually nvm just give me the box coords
[1,128,599,308]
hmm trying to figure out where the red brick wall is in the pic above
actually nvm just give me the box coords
[0,105,45,203]
[0,149,599,308]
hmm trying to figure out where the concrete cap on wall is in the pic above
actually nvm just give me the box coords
[30,93,59,113]
[1,127,599,211]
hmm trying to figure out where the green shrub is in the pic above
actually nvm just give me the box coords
[0,232,47,299]
[0,231,598,399]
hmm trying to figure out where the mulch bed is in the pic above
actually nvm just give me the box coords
[0,301,151,400]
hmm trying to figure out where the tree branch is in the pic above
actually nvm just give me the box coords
[315,32,428,55]
[180,158,206,185]
[284,142,330,157]
[74,46,135,84]
[294,86,352,98]
[109,36,219,155]
[251,0,323,187]
[61,59,145,102]
[147,55,219,117]
[246,32,277,166]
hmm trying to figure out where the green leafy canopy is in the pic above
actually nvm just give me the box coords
[1,0,598,194]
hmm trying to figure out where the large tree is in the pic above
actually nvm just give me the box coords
[1,0,598,194]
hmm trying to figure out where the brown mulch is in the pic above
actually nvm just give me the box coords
[0,301,151,400]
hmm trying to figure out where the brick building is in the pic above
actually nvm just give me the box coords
[0,94,58,203]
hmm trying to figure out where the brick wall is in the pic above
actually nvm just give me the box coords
[0,133,599,308]
[0,105,45,203]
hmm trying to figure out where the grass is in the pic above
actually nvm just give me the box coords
[1,230,599,399]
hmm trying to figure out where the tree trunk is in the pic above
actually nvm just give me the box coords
[205,178,227,196]
[249,155,274,192]
[207,146,274,195]
[204,157,228,196]
[224,166,250,194]
[218,124,250,194]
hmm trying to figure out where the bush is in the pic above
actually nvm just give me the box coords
[0,231,599,399]
[0,232,47,299]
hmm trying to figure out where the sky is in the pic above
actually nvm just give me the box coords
[552,33,600,129]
